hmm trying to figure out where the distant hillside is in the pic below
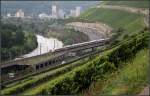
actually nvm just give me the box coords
[79,8,145,40]
[101,0,149,8]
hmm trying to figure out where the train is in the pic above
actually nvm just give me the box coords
[54,38,110,52]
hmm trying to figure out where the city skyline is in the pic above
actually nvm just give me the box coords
[1,1,99,17]
[6,4,82,19]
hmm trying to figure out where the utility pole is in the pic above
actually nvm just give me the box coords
[56,41,58,48]
[53,40,56,50]
[9,52,11,60]
[40,43,41,55]
[20,48,22,56]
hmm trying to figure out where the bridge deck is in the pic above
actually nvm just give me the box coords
[1,39,110,68]
[1,52,65,67]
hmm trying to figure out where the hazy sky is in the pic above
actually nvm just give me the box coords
[1,1,100,16]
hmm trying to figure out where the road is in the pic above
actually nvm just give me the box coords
[66,22,112,40]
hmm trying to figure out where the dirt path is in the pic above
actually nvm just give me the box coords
[97,5,149,15]
[138,86,149,96]
[144,15,149,27]
[66,22,112,40]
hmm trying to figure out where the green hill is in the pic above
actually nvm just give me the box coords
[85,48,149,95]
[102,0,149,8]
[78,1,149,95]
[79,8,145,40]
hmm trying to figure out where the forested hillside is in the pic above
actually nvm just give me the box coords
[1,23,37,61]
[2,18,90,46]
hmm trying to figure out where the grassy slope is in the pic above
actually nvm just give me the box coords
[79,1,149,95]
[87,48,148,95]
[80,8,145,36]
[103,1,149,8]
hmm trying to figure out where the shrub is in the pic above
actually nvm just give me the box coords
[44,31,149,95]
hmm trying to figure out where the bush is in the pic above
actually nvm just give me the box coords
[43,31,149,95]
[1,23,37,61]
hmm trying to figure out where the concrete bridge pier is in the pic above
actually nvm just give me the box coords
[92,47,97,51]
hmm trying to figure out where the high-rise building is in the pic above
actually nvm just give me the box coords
[70,9,76,17]
[58,9,65,19]
[15,9,24,18]
[75,6,81,17]
[7,13,11,17]
[52,5,58,18]
[38,13,49,18]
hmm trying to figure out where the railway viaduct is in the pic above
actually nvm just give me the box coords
[1,38,110,84]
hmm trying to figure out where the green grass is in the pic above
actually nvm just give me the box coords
[80,8,145,32]
[79,7,146,41]
[87,48,149,95]
[104,1,149,8]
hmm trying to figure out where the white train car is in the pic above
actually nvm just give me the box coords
[54,38,110,52]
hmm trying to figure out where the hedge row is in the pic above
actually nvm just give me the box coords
[36,32,149,95]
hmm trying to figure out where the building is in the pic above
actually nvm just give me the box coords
[38,13,52,20]
[38,13,49,18]
[15,9,24,18]
[58,9,65,19]
[69,6,81,17]
[70,9,76,17]
[7,13,11,17]
[52,5,58,18]
[75,6,81,17]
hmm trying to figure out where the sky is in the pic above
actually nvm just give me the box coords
[1,1,100,16]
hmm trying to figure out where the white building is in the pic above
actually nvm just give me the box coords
[70,9,76,17]
[38,13,51,19]
[58,9,65,19]
[15,9,24,18]
[7,13,11,17]
[75,6,81,17]
[69,6,81,17]
[52,5,58,18]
